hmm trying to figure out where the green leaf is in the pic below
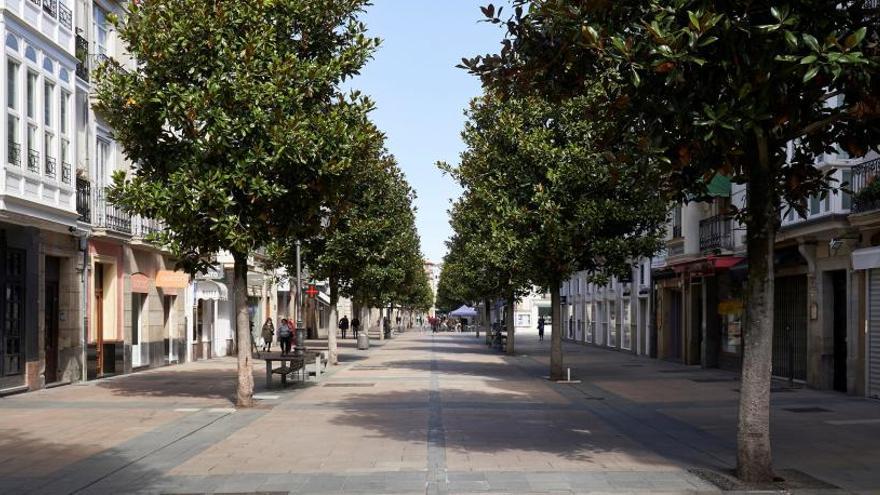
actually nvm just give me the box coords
[800,55,817,65]
[803,66,820,82]
[803,34,820,52]
[844,27,867,49]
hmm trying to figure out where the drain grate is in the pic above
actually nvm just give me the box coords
[783,407,832,413]
[323,383,376,387]
[692,378,738,383]
[658,369,692,373]
[622,364,644,368]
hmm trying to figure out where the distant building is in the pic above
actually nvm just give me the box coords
[423,260,441,317]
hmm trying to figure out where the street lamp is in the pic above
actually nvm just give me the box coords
[295,240,305,356]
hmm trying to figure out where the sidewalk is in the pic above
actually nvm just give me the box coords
[0,330,877,493]
[515,330,880,492]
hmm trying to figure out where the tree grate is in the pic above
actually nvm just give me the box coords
[783,407,832,413]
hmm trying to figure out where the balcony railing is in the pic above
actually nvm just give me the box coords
[94,191,131,234]
[42,0,57,18]
[27,149,39,173]
[851,158,880,214]
[57,2,72,29]
[699,214,734,252]
[44,156,56,179]
[133,215,165,240]
[76,177,90,223]
[61,162,71,184]
[7,142,20,167]
[75,32,89,81]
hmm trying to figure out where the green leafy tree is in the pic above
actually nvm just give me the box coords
[464,0,880,481]
[94,0,379,407]
[445,93,667,371]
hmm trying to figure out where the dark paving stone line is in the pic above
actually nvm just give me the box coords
[426,334,449,495]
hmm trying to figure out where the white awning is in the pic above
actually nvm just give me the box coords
[317,291,330,305]
[195,280,228,301]
[853,246,880,271]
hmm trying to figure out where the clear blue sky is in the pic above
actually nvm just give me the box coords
[350,1,504,263]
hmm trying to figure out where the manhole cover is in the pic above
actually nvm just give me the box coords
[323,383,376,387]
[783,407,832,413]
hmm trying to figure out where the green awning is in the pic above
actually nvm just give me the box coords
[706,174,731,197]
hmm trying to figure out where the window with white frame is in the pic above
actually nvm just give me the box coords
[94,4,109,57]
[96,137,111,188]
[7,59,20,166]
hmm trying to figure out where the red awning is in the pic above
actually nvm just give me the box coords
[670,256,745,276]
[707,256,746,270]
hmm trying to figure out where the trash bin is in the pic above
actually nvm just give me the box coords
[357,333,370,350]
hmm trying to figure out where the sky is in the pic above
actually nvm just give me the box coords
[350,1,504,263]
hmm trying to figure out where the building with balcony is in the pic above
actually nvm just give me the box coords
[0,0,86,394]
[561,260,653,358]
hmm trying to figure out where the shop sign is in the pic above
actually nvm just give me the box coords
[156,270,189,289]
[131,272,151,293]
[197,265,224,280]
[718,299,744,315]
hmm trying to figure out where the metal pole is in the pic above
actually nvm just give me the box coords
[295,241,305,356]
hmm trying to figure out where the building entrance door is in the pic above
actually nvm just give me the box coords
[773,275,808,381]
[44,257,60,384]
[831,271,848,393]
[668,290,683,361]
[95,263,105,376]
[131,293,145,368]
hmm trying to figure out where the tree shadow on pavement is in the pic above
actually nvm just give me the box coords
[325,389,666,466]
[0,428,167,494]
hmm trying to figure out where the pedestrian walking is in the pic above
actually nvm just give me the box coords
[279,318,292,355]
[260,318,274,352]
[338,315,350,339]
[352,316,361,338]
[538,317,545,342]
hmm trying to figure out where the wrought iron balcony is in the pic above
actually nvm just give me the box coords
[75,33,89,81]
[61,162,71,184]
[76,177,90,223]
[27,149,39,173]
[851,158,880,214]
[133,215,165,240]
[7,142,20,167]
[44,156,56,179]
[93,191,132,234]
[42,0,57,18]
[58,2,72,30]
[699,214,734,252]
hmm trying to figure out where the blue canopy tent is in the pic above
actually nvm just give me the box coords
[449,305,478,318]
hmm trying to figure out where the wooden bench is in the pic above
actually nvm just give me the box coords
[262,356,305,388]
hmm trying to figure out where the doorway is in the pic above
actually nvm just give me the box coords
[131,292,145,368]
[94,263,105,376]
[163,295,176,364]
[831,271,847,393]
[668,290,683,361]
[773,275,808,381]
[44,257,61,384]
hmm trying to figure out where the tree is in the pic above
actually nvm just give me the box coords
[443,93,667,364]
[94,0,379,407]
[463,0,880,481]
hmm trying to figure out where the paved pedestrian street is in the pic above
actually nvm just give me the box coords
[2,331,880,494]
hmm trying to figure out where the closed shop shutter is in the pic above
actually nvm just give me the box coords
[869,270,880,399]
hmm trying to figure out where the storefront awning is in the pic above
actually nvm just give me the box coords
[671,256,745,276]
[853,246,880,270]
[195,280,228,301]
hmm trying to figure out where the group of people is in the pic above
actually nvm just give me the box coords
[259,317,297,355]
[424,316,466,333]
[336,315,361,339]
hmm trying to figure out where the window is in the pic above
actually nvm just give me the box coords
[5,34,18,52]
[25,47,36,63]
[26,72,36,119]
[96,138,110,187]
[810,195,820,216]
[27,124,36,155]
[131,293,143,346]
[60,91,69,135]
[61,139,69,165]
[842,169,853,210]
[44,81,53,126]
[44,132,53,159]
[7,114,19,165]
[95,5,109,57]
[7,61,17,109]
[42,57,53,74]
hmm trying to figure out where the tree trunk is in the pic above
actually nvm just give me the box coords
[505,295,516,355]
[737,132,776,482]
[327,278,339,365]
[232,251,254,408]
[378,306,385,340]
[484,298,492,344]
[550,284,564,380]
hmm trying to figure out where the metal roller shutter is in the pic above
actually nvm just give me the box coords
[869,270,880,399]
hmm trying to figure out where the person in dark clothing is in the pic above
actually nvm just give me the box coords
[351,317,361,338]
[537,317,545,342]
[279,318,292,355]
[338,315,350,339]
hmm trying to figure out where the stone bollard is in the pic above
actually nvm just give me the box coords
[357,332,370,350]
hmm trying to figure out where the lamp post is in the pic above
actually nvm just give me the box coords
[295,240,305,356]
